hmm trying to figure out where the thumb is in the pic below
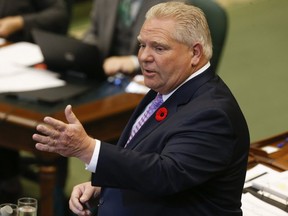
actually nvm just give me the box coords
[65,105,80,124]
[79,190,94,204]
[79,194,90,204]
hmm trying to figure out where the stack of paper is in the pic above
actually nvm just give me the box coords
[0,42,43,66]
[251,170,288,201]
[244,164,279,188]
[242,193,287,216]
[0,42,65,93]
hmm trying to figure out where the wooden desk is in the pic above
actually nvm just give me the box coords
[245,131,288,213]
[249,131,288,171]
[0,90,143,216]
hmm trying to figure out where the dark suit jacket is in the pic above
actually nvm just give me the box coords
[92,67,250,216]
[0,0,68,42]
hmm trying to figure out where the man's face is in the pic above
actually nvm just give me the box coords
[137,18,195,94]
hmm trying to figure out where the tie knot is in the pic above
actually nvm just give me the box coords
[151,93,163,110]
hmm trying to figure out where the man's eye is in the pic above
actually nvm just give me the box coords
[155,47,164,51]
[139,43,145,48]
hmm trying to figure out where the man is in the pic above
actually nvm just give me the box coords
[33,2,249,215]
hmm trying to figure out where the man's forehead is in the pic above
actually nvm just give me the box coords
[138,19,174,41]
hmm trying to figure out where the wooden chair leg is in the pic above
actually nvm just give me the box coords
[38,166,57,216]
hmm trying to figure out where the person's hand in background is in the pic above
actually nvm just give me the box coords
[103,55,139,76]
[0,16,24,38]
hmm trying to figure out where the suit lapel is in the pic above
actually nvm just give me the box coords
[117,90,156,147]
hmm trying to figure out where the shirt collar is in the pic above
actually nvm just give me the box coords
[162,62,211,101]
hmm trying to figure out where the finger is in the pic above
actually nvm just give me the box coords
[35,143,56,153]
[43,116,67,132]
[65,105,81,125]
[69,197,84,213]
[69,190,89,215]
[32,133,53,145]
[35,124,59,139]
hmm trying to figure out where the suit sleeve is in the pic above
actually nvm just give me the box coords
[22,0,69,39]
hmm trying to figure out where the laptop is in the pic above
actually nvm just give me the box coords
[5,29,107,104]
[32,28,106,81]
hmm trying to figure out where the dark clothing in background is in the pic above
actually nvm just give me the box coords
[0,0,69,42]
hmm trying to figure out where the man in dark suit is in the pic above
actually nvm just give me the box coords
[33,2,249,215]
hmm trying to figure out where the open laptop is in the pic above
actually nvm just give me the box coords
[32,28,106,81]
[5,29,107,104]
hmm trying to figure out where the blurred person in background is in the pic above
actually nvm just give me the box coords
[0,0,69,42]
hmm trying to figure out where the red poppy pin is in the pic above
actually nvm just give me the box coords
[155,107,168,121]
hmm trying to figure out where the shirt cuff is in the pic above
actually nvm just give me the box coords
[85,139,101,173]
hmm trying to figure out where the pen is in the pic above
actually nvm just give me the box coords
[277,137,288,148]
[245,172,268,183]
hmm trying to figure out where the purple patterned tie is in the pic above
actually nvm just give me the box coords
[125,93,163,146]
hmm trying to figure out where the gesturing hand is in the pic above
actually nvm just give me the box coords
[33,105,95,164]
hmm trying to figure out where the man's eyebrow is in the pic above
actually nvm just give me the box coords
[137,37,169,48]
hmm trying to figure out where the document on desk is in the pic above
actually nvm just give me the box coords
[242,193,288,216]
[125,75,150,94]
[251,170,288,201]
[244,164,279,188]
[0,67,65,93]
[0,42,43,66]
[0,37,6,46]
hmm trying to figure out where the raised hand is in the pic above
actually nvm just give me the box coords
[33,105,95,164]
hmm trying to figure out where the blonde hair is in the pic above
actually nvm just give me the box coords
[145,1,213,60]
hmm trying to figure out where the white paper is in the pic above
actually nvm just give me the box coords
[125,75,150,94]
[244,164,279,188]
[0,63,29,77]
[0,67,65,93]
[261,146,279,154]
[251,170,288,200]
[0,42,43,66]
[242,193,288,216]
[0,37,6,45]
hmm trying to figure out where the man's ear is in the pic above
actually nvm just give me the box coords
[190,43,203,66]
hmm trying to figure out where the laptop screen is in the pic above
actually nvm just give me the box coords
[32,28,106,81]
